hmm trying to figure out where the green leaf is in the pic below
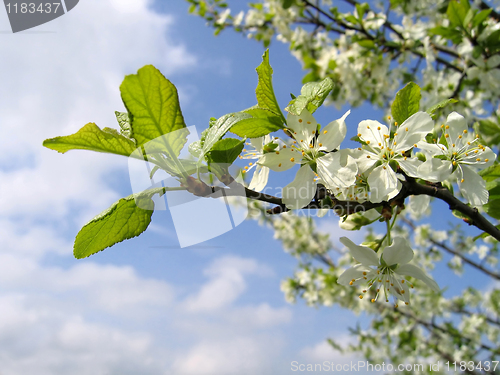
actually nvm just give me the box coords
[480,163,500,182]
[200,112,252,161]
[447,0,470,28]
[429,26,463,43]
[120,65,186,147]
[255,50,285,122]
[43,123,136,156]
[484,198,500,220]
[281,0,294,9]
[477,119,500,146]
[208,138,245,164]
[231,107,284,138]
[355,2,369,20]
[426,98,459,118]
[472,9,491,28]
[74,188,165,259]
[344,14,359,25]
[356,39,376,49]
[486,179,500,201]
[115,111,134,140]
[391,82,421,125]
[452,209,471,221]
[285,77,334,115]
[490,290,500,314]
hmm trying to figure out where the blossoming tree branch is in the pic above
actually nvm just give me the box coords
[43,0,500,369]
[44,49,498,308]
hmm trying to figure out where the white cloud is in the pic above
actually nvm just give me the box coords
[0,0,196,224]
[171,336,283,375]
[299,334,361,366]
[183,255,273,313]
[227,303,292,328]
[0,297,164,375]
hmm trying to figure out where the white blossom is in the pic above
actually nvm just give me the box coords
[259,109,357,209]
[355,112,434,202]
[417,112,496,205]
[338,236,440,306]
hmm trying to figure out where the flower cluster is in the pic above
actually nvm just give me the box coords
[247,108,495,209]
[240,108,496,305]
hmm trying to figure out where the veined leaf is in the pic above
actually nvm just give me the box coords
[209,138,245,164]
[480,164,500,182]
[285,77,334,115]
[115,111,134,140]
[255,50,285,122]
[74,188,166,259]
[447,0,470,28]
[484,199,500,220]
[120,65,186,147]
[43,123,136,156]
[391,82,421,125]
[200,112,252,160]
[231,107,284,138]
[426,98,459,118]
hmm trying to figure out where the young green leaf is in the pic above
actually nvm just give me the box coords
[480,164,500,182]
[255,50,286,122]
[391,82,421,125]
[73,188,166,259]
[231,107,284,138]
[447,0,470,28]
[208,138,245,164]
[120,65,186,147]
[200,112,252,160]
[484,198,500,220]
[115,111,134,140]
[43,123,136,156]
[426,98,459,118]
[285,77,334,115]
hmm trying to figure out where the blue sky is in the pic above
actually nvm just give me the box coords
[0,1,494,374]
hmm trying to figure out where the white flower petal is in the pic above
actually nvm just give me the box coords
[282,165,316,209]
[258,148,298,172]
[317,110,350,151]
[396,264,440,292]
[388,273,410,304]
[417,158,452,182]
[382,237,414,266]
[351,149,378,173]
[458,165,489,206]
[408,194,431,218]
[417,141,445,155]
[339,237,379,267]
[397,157,422,177]
[337,264,370,285]
[287,109,317,148]
[249,137,265,153]
[248,165,269,192]
[445,112,467,143]
[460,146,496,167]
[394,112,434,151]
[317,152,357,189]
[367,164,399,203]
[358,120,389,148]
